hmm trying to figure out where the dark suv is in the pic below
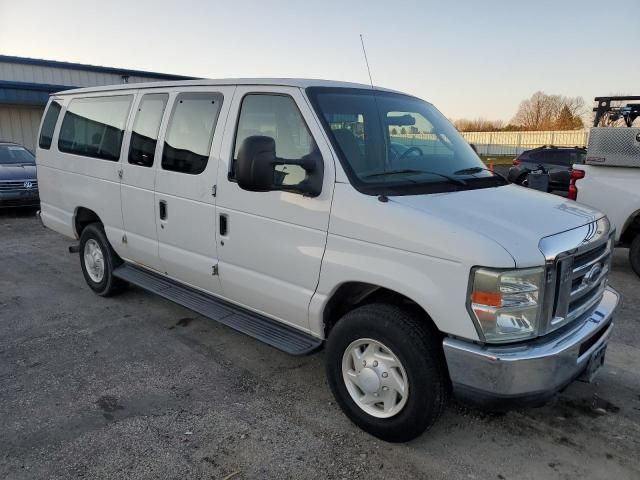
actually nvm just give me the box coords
[508,145,586,195]
[0,142,39,208]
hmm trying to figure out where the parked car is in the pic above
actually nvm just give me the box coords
[36,79,618,442]
[0,142,39,208]
[508,145,586,195]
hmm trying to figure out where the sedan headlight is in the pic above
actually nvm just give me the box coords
[469,267,544,343]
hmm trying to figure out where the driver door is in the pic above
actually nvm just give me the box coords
[215,86,335,331]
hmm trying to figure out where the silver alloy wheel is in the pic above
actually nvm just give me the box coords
[84,239,105,283]
[342,338,409,418]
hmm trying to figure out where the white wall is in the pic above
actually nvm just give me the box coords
[392,130,590,156]
[0,105,44,151]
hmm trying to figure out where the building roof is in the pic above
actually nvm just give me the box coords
[55,78,402,96]
[0,55,196,80]
[0,80,74,106]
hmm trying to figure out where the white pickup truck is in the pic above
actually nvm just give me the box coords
[571,97,640,277]
[36,79,619,442]
[573,163,640,276]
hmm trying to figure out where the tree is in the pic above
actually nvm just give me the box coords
[453,118,505,132]
[511,91,585,130]
[554,105,583,130]
[390,128,398,135]
[400,127,407,135]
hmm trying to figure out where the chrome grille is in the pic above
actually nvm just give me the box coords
[539,216,613,334]
[563,243,610,321]
[0,180,39,192]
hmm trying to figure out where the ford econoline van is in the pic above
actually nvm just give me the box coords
[36,79,619,442]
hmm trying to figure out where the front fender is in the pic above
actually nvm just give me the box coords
[308,234,482,341]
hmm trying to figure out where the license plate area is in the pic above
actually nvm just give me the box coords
[580,342,607,383]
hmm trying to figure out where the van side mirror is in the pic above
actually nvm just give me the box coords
[235,135,323,197]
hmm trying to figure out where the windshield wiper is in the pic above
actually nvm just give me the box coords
[453,166,508,183]
[364,169,467,186]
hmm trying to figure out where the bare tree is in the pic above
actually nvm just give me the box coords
[511,92,586,130]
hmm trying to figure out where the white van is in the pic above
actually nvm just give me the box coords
[36,79,619,442]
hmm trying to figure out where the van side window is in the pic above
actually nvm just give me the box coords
[128,93,168,167]
[58,95,133,161]
[39,100,62,149]
[161,92,222,175]
[232,94,316,187]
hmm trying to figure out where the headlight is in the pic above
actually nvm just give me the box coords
[469,267,544,343]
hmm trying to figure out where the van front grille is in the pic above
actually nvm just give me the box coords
[550,238,611,331]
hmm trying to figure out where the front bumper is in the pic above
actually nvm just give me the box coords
[443,287,619,408]
[0,190,40,208]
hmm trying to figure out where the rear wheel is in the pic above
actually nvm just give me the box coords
[79,223,127,296]
[629,234,640,278]
[326,303,449,442]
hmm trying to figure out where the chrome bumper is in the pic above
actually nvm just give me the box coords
[443,287,619,406]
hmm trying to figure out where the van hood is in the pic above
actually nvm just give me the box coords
[0,163,37,180]
[390,184,604,267]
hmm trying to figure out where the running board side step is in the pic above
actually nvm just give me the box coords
[113,264,323,356]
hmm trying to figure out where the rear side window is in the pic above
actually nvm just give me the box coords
[128,93,168,167]
[545,150,572,166]
[58,95,133,161]
[161,92,222,175]
[39,101,62,149]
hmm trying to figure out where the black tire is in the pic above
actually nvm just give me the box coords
[630,234,640,278]
[79,223,127,297]
[325,303,449,442]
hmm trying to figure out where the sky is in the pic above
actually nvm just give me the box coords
[1,0,638,122]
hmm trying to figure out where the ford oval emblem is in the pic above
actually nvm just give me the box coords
[584,263,603,286]
[24,181,33,189]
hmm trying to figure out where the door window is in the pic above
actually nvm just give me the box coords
[161,92,222,175]
[128,93,168,167]
[232,94,316,187]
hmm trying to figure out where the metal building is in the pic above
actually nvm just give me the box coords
[0,55,195,151]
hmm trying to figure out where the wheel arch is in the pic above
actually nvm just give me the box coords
[322,281,442,340]
[620,209,640,246]
[73,206,102,239]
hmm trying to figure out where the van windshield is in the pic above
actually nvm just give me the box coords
[307,87,504,195]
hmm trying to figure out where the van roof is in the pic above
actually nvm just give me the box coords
[55,78,403,96]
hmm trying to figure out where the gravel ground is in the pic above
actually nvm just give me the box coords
[1,211,639,480]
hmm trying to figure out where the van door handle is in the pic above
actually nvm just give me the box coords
[159,200,167,220]
[219,213,228,236]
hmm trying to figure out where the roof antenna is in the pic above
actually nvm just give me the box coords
[359,34,389,203]
[360,34,375,90]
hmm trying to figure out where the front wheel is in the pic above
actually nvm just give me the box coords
[325,303,449,442]
[79,223,127,296]
[629,234,640,278]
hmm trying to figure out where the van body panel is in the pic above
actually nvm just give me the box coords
[37,92,135,248]
[118,90,170,272]
[152,86,234,293]
[309,182,515,340]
